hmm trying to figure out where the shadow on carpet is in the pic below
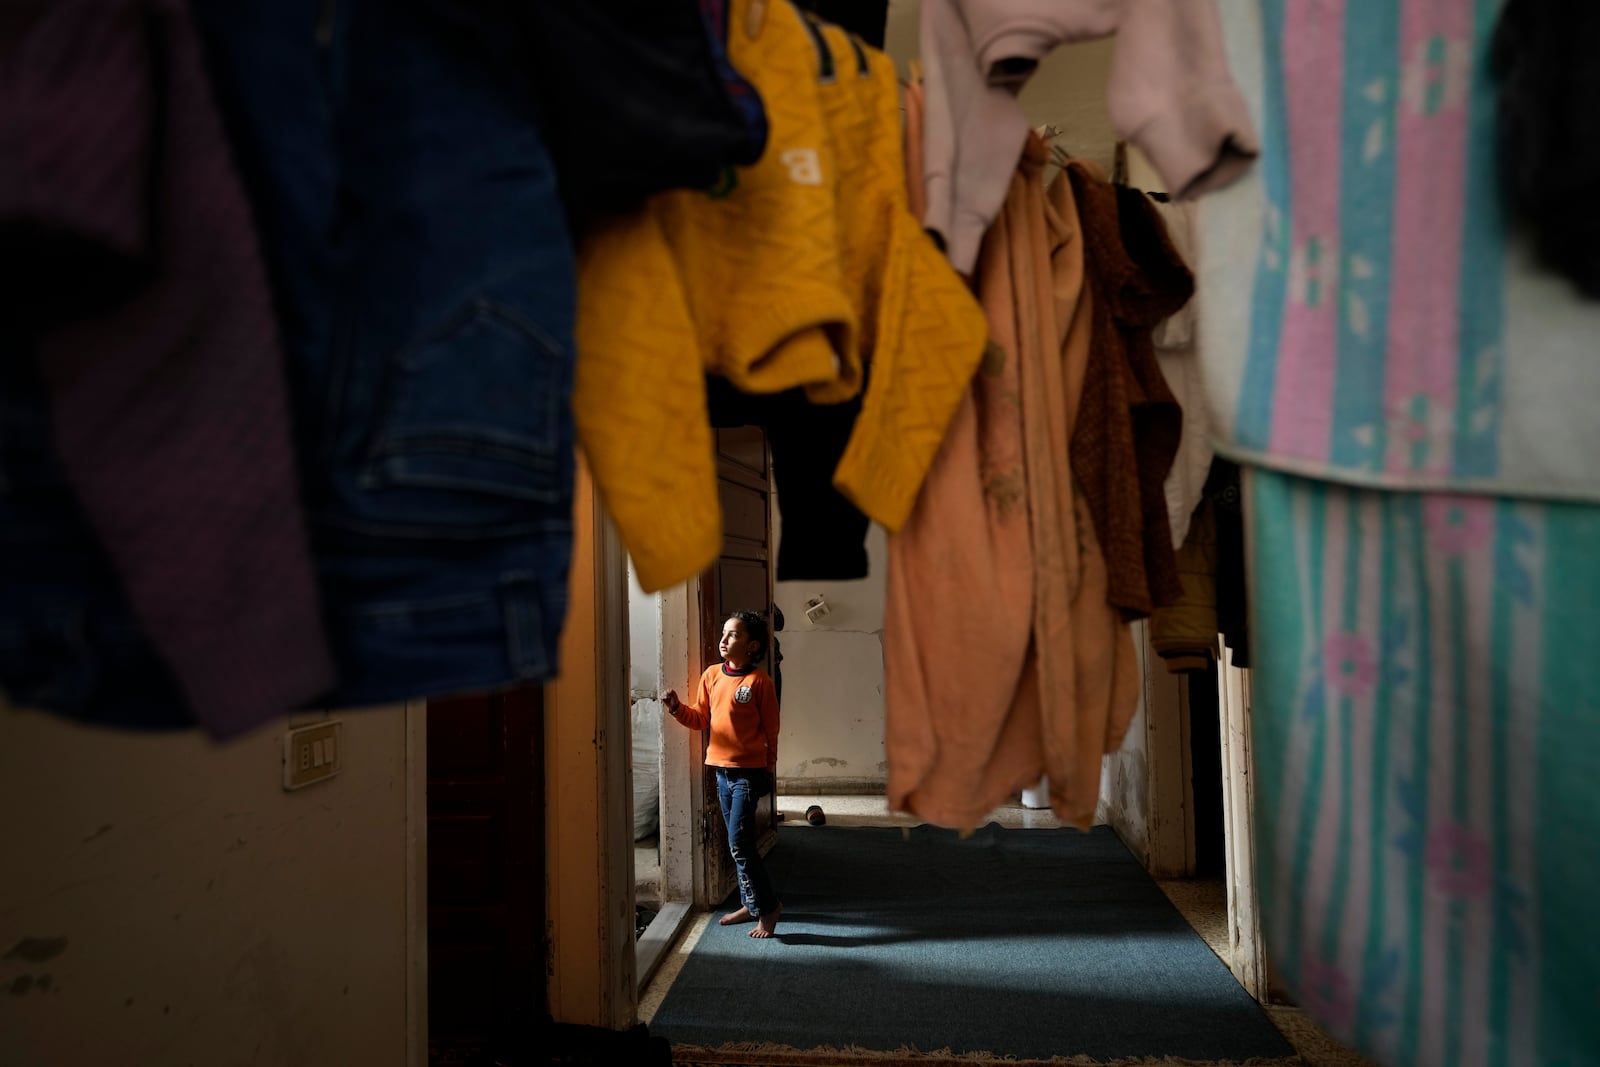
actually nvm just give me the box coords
[654,824,1299,1066]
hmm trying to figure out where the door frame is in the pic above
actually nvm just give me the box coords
[1146,631,1269,1001]
[693,428,777,906]
[405,700,427,1067]
[1108,622,1268,1002]
[1140,621,1197,880]
[1217,648,1268,999]
[544,461,637,1028]
[658,580,709,907]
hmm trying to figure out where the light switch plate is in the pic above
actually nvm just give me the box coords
[283,720,343,791]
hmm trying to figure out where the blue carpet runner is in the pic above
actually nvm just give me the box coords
[652,824,1296,1063]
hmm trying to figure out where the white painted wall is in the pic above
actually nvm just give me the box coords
[773,519,889,787]
[629,563,664,842]
[628,565,660,700]
[0,703,421,1067]
[1097,671,1152,863]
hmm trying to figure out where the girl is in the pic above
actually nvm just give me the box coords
[663,610,782,938]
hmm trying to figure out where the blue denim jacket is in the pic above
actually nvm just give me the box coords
[194,0,577,705]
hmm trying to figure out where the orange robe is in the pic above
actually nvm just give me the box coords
[884,142,1139,830]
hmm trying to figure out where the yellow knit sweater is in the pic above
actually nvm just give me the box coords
[575,0,987,593]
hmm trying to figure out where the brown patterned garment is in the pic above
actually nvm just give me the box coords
[1063,163,1193,621]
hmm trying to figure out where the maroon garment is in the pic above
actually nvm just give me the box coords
[1064,163,1192,621]
[0,0,333,735]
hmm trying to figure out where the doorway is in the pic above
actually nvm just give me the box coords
[424,685,546,1063]
[437,438,1279,1053]
[630,425,778,983]
[696,425,778,906]
[425,460,636,1053]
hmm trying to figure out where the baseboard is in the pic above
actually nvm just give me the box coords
[777,777,886,795]
[636,900,691,995]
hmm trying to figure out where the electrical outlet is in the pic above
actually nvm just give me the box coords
[804,595,831,624]
[283,721,343,791]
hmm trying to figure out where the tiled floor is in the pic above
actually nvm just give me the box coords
[778,792,1069,829]
[639,793,1373,1066]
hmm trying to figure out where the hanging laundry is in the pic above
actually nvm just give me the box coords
[1196,0,1600,503]
[194,0,578,707]
[1490,0,1600,299]
[0,0,331,736]
[522,0,770,230]
[1064,164,1192,621]
[885,135,1139,831]
[1245,470,1600,1067]
[1190,4,1600,1063]
[1148,199,1216,551]
[574,2,851,593]
[803,16,990,538]
[0,352,192,730]
[706,378,869,582]
[576,0,987,593]
[919,0,1259,274]
[794,0,888,47]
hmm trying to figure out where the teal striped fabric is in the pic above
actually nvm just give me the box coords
[1196,0,1600,506]
[1191,4,1600,1062]
[1246,469,1600,1066]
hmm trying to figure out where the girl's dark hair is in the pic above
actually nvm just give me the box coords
[727,610,769,664]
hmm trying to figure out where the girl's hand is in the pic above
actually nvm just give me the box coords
[662,690,679,715]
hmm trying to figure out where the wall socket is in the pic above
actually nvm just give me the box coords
[283,720,343,791]
[804,595,831,624]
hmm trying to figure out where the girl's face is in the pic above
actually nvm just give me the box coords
[719,618,758,668]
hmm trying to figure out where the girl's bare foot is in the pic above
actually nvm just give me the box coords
[749,903,782,938]
[718,905,755,926]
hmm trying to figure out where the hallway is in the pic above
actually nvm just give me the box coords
[638,794,1373,1067]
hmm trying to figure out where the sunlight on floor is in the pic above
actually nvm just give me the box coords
[638,794,1376,1066]
[778,793,1070,830]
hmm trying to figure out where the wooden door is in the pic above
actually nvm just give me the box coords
[698,426,776,905]
[1219,651,1269,1001]
[426,685,545,1061]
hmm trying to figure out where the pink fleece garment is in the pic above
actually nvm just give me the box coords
[920,0,1260,274]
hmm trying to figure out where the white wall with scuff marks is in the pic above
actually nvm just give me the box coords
[628,565,661,700]
[629,561,665,842]
[773,517,889,787]
[0,703,417,1067]
[1097,623,1155,865]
